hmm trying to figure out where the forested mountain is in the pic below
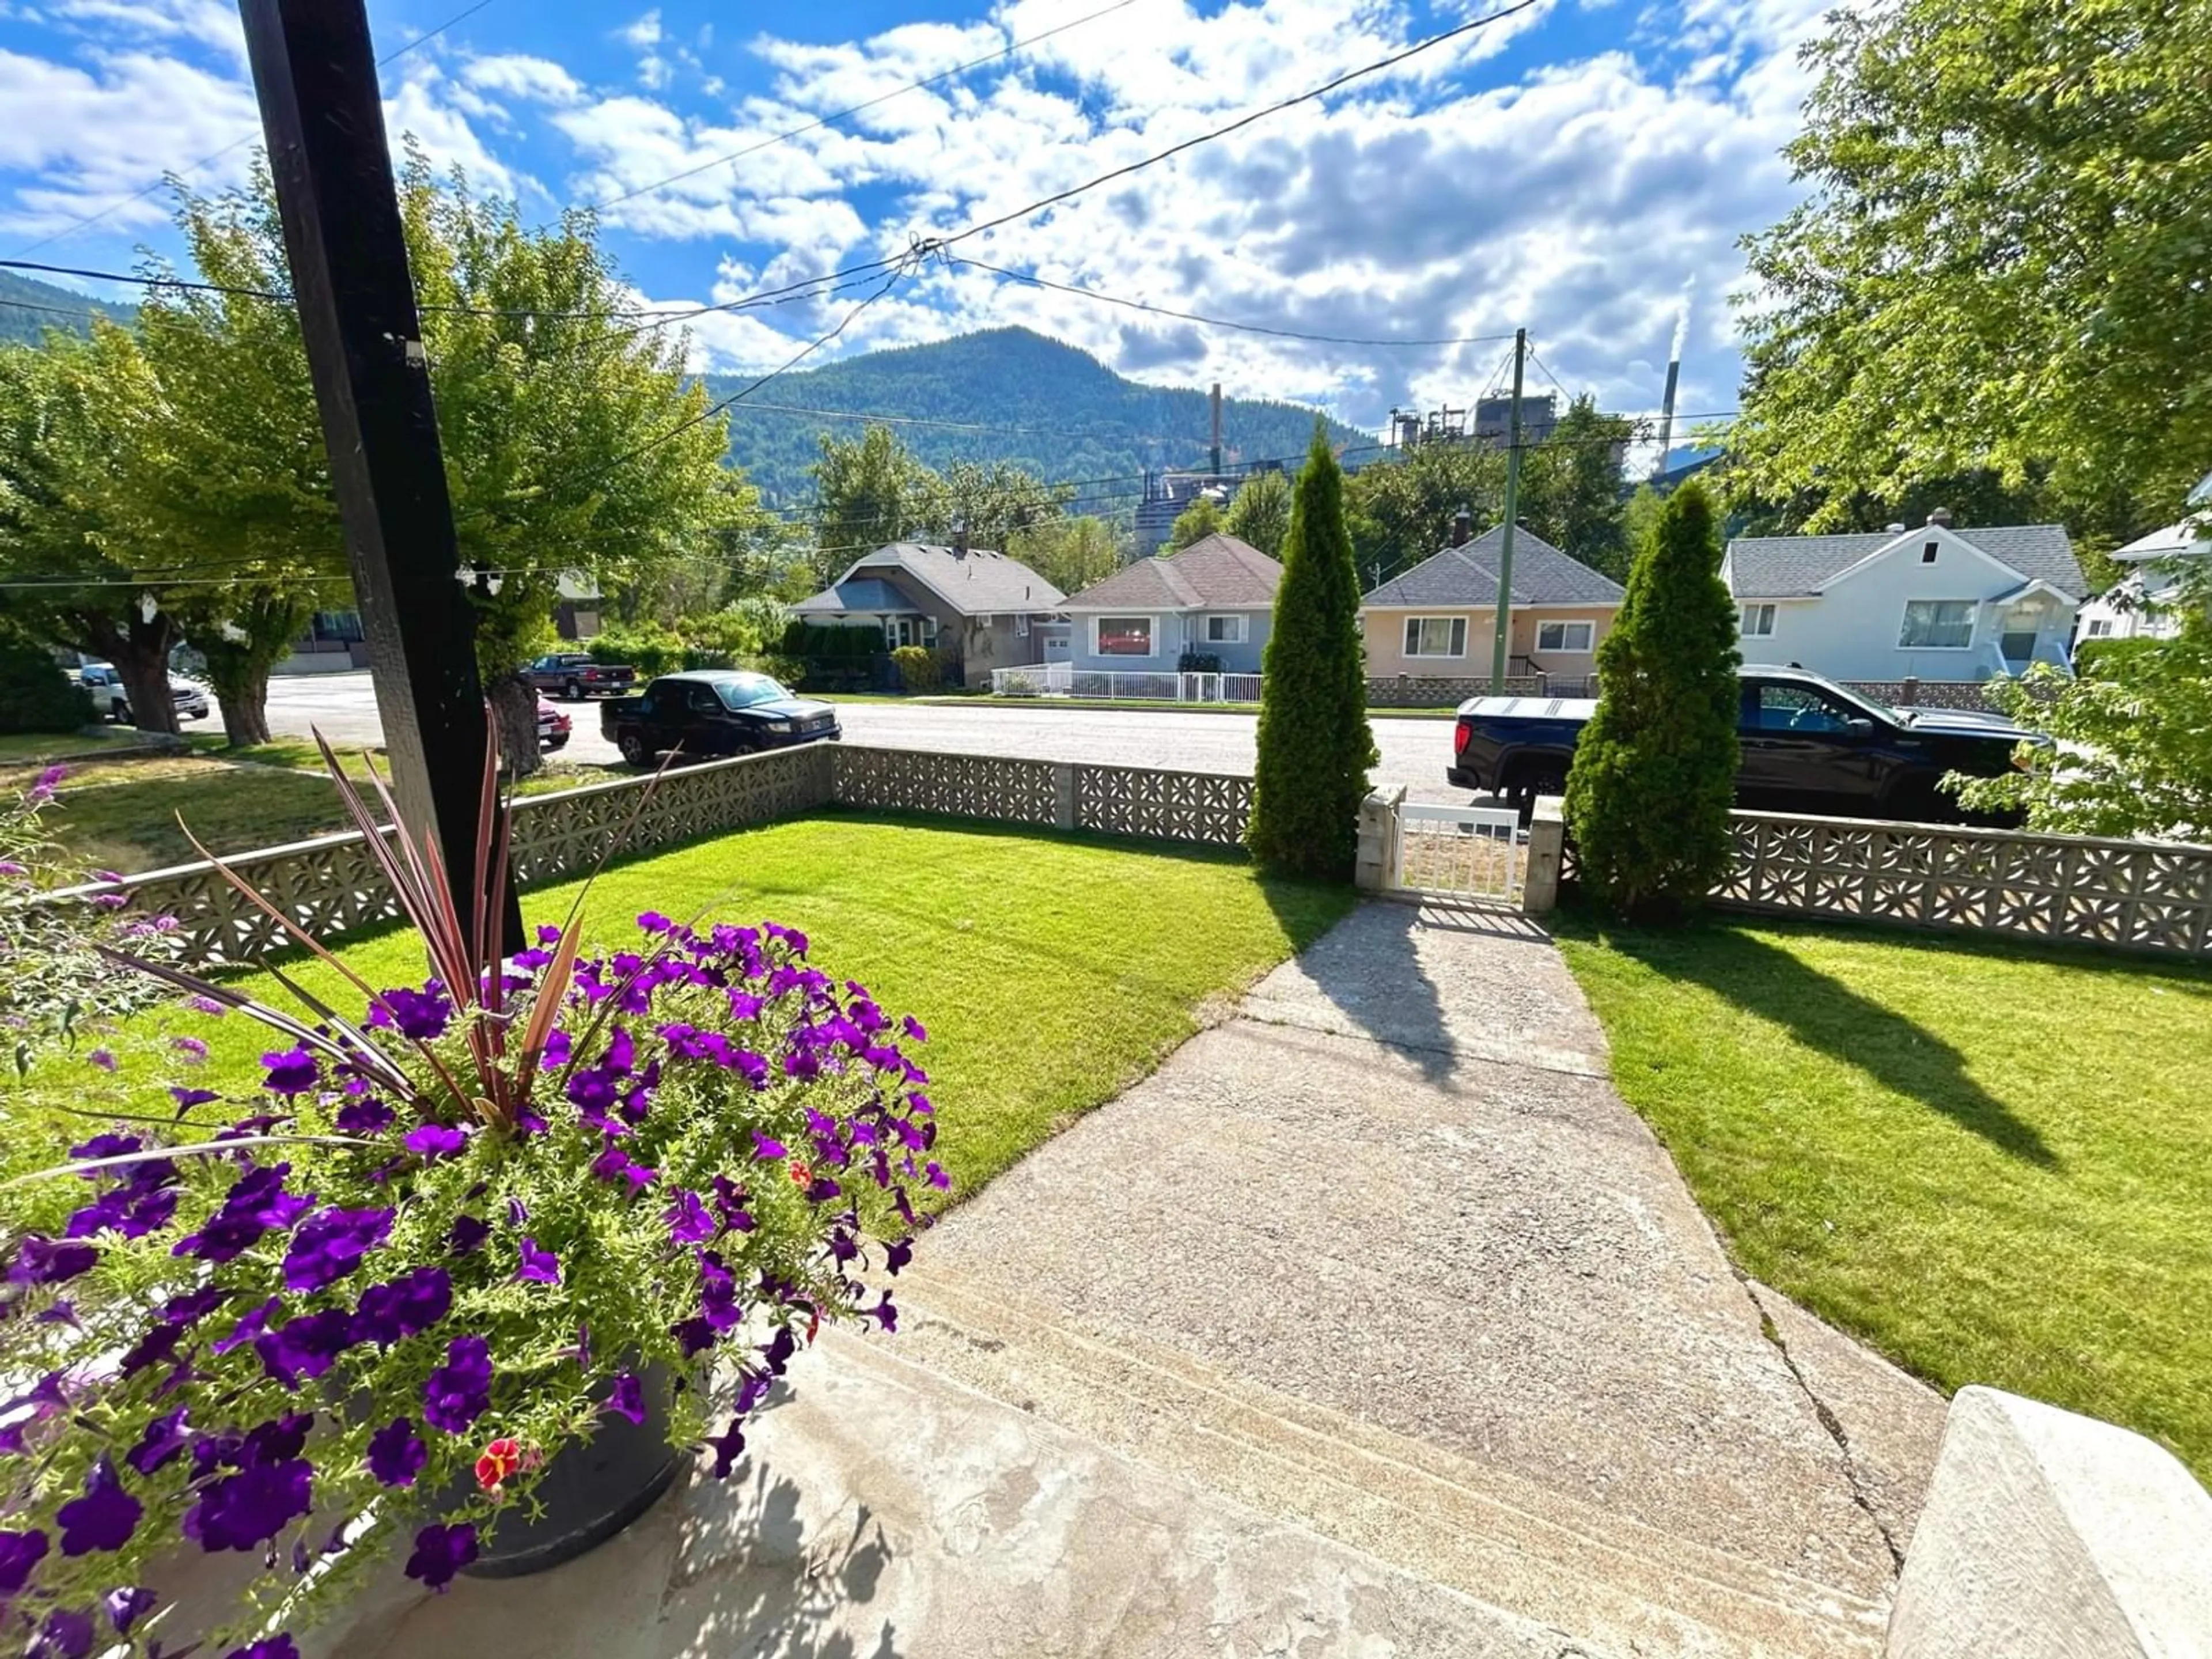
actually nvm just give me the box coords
[0,270,135,346]
[711,327,1366,506]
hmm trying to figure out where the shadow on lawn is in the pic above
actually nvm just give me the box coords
[1584,915,2059,1167]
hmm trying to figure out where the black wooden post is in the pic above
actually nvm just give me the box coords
[237,0,522,946]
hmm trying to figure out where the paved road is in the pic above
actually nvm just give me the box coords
[253,673,1481,804]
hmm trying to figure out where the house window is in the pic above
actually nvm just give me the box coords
[1095,616,1153,657]
[1203,614,1247,644]
[1402,616,1468,658]
[1922,542,1940,564]
[1899,600,1977,649]
[2085,618,2113,638]
[1740,604,1777,638]
[1016,613,1030,639]
[1535,620,1594,653]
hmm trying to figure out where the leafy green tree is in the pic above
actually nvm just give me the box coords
[923,458,1070,552]
[1729,0,2212,529]
[1223,469,1293,558]
[1247,426,1376,880]
[1168,493,1225,550]
[1952,569,2212,838]
[808,424,946,579]
[0,331,187,734]
[1343,438,1505,591]
[1518,395,1634,578]
[1006,515,1120,598]
[1563,480,1741,919]
[1620,483,1666,566]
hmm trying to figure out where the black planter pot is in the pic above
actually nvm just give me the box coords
[459,1365,683,1580]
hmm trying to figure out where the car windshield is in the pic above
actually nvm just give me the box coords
[715,675,790,710]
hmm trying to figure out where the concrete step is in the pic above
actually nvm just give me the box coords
[896,1260,1892,1659]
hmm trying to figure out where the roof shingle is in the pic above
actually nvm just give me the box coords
[827,543,1065,616]
[1725,524,2085,599]
[1359,524,1625,608]
[1062,532,1282,611]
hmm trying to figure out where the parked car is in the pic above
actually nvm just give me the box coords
[1449,664,2039,824]
[527,652,635,701]
[74,661,210,725]
[536,698,571,751]
[602,671,839,768]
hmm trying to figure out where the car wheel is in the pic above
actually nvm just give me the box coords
[564,680,583,702]
[618,732,653,767]
[112,699,131,725]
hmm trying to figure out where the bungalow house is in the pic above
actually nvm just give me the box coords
[1058,533,1281,672]
[792,540,1065,684]
[2076,517,2208,645]
[1358,520,1625,685]
[1722,512,2085,682]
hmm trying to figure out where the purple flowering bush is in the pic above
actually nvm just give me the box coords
[0,734,940,1657]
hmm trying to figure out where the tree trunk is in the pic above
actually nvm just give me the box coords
[489,672,541,780]
[99,613,181,736]
[216,669,273,747]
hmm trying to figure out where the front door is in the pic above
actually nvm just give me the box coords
[1737,681,1884,810]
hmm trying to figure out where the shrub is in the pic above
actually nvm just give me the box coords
[997,671,1041,698]
[1563,479,1741,919]
[588,624,687,676]
[1247,426,1376,880]
[0,732,941,1654]
[1177,651,1224,674]
[783,622,882,660]
[890,645,942,692]
[679,600,789,665]
[0,642,93,734]
[2071,634,2164,680]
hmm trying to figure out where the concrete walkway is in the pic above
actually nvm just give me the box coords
[318,900,1946,1659]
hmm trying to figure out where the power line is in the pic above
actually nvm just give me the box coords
[943,256,1518,348]
[4,0,502,260]
[630,0,1541,336]
[581,0,1142,215]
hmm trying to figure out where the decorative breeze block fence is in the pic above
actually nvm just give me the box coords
[44,745,1254,965]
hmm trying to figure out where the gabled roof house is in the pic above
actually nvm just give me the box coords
[1358,521,1625,684]
[793,540,1065,681]
[1723,512,2086,682]
[1058,533,1282,672]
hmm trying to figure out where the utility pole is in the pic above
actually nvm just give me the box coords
[238,0,521,944]
[1488,328,1527,694]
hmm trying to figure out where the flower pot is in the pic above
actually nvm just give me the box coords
[461,1365,683,1580]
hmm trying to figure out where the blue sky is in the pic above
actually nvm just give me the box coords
[0,0,1832,440]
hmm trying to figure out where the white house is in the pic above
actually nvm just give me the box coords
[1722,512,2086,683]
[2076,518,2209,643]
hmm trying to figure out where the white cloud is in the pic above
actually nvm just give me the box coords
[47,0,244,63]
[620,9,664,50]
[462,54,586,107]
[382,63,531,202]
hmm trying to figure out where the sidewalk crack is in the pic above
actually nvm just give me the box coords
[1736,1270,1906,1575]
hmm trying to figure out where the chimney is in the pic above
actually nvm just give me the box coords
[952,517,968,556]
[1885,522,1906,533]
[1451,508,1473,547]
[1927,507,1954,527]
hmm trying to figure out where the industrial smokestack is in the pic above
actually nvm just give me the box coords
[1652,283,1692,481]
[1451,507,1473,547]
[1210,382,1222,476]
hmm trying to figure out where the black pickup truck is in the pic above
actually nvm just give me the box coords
[527,652,635,702]
[1450,665,2037,823]
[602,671,840,767]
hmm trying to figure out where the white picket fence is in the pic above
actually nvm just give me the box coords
[991,664,1262,704]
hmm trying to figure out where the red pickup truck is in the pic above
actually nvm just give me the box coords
[525,652,635,702]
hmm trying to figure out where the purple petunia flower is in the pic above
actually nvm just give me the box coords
[604,1372,645,1425]
[589,1143,656,1191]
[335,1096,396,1135]
[9,1234,97,1286]
[637,910,673,934]
[281,1205,393,1293]
[885,1237,914,1275]
[173,1163,313,1263]
[116,1321,182,1378]
[698,1250,742,1333]
[254,1308,357,1389]
[56,1456,141,1556]
[536,923,562,945]
[403,1123,467,1162]
[366,985,451,1041]
[664,1188,716,1246]
[540,1029,572,1070]
[260,1048,320,1095]
[224,1637,300,1659]
[405,1521,478,1592]
[35,1608,93,1659]
[750,1130,787,1161]
[515,1238,560,1285]
[169,1085,221,1112]
[126,1408,189,1476]
[367,1418,427,1488]
[704,1418,747,1480]
[87,1047,118,1073]
[353,1266,451,1347]
[423,1336,493,1434]
[104,1586,157,1634]
[0,1528,49,1594]
[0,858,23,876]
[447,1214,490,1255]
[902,1014,927,1042]
[186,1457,312,1552]
[171,1035,209,1063]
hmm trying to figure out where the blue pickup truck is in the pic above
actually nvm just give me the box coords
[1449,664,2036,823]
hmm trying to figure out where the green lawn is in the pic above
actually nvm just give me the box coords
[94,813,1352,1205]
[1555,911,2212,1483]
[0,728,146,766]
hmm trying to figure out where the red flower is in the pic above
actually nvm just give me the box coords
[787,1159,812,1189]
[474,1437,522,1493]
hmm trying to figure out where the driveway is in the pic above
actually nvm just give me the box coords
[251,674,1483,804]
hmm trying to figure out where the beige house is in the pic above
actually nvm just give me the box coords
[1359,522,1625,684]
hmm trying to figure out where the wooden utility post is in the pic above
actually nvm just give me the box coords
[238,0,520,944]
[1489,328,1526,694]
